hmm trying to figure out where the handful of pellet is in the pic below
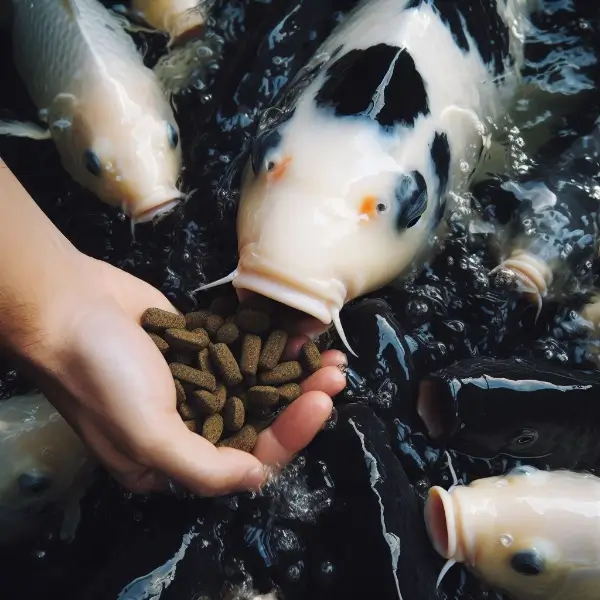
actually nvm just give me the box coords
[141,293,325,454]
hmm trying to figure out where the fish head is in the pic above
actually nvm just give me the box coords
[425,467,597,600]
[227,104,442,353]
[49,82,183,224]
[0,394,90,517]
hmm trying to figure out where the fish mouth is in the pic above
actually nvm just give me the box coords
[425,486,459,560]
[233,263,358,357]
[128,195,182,224]
[193,245,358,356]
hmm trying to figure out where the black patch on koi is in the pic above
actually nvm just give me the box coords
[395,171,428,230]
[251,128,282,175]
[429,0,511,77]
[431,131,451,220]
[314,43,429,128]
[405,0,422,8]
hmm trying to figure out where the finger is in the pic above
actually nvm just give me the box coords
[148,416,267,496]
[299,365,347,396]
[252,391,333,466]
[320,349,348,368]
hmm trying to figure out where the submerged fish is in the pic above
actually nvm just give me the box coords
[195,0,537,356]
[0,392,95,548]
[0,0,183,225]
[485,115,600,315]
[417,356,600,471]
[425,466,600,600]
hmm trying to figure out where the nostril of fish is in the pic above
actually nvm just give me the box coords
[18,471,53,495]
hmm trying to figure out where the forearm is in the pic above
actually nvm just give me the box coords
[0,158,82,356]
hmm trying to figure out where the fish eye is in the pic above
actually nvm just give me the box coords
[17,471,52,495]
[510,550,545,576]
[167,123,179,149]
[395,170,428,230]
[377,202,388,213]
[83,149,102,176]
[510,465,538,476]
[508,428,538,449]
[251,128,282,175]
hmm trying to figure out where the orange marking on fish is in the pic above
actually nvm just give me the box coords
[266,156,292,183]
[359,195,378,219]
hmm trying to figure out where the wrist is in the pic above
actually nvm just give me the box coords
[0,241,90,365]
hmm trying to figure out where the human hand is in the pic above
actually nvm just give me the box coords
[12,255,347,497]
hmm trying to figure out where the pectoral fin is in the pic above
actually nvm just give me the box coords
[0,120,52,140]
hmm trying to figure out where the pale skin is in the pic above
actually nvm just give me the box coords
[0,157,347,497]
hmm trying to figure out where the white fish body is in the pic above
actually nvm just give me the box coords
[197,0,536,355]
[0,392,95,547]
[425,466,600,600]
[2,0,183,223]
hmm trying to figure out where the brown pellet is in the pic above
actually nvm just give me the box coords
[178,402,198,420]
[217,425,258,452]
[205,314,225,337]
[239,294,274,313]
[148,333,170,354]
[142,308,186,332]
[258,330,288,370]
[208,343,243,386]
[223,397,245,432]
[192,390,225,415]
[183,419,197,432]
[247,385,280,409]
[185,309,211,330]
[258,361,303,385]
[202,413,224,443]
[170,363,217,391]
[215,322,240,345]
[240,334,261,377]
[236,308,271,334]
[197,347,214,373]
[164,328,209,351]
[171,348,196,363]
[278,383,302,404]
[300,340,322,373]
[215,383,227,407]
[174,379,187,405]
[209,295,239,317]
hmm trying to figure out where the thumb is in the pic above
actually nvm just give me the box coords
[148,416,268,497]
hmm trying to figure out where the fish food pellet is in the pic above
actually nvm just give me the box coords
[202,413,224,443]
[300,340,321,373]
[223,397,245,432]
[198,347,213,373]
[142,308,186,332]
[217,425,258,452]
[240,334,262,377]
[170,363,217,391]
[258,329,288,370]
[247,386,280,409]
[236,308,271,334]
[259,361,303,386]
[174,379,187,405]
[142,290,332,455]
[179,402,198,420]
[193,389,226,415]
[278,383,302,404]
[164,328,209,351]
[149,333,170,354]
[205,314,225,337]
[185,310,210,330]
[215,322,240,345]
[209,343,243,386]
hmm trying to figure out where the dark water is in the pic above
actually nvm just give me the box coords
[1,1,600,599]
